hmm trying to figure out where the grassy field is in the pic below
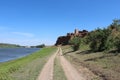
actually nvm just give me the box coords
[53,55,67,80]
[62,46,120,80]
[0,47,57,80]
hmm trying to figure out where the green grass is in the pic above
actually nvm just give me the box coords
[53,56,67,80]
[79,44,90,51]
[0,47,57,80]
[63,45,120,80]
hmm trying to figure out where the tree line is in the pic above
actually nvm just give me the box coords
[69,19,120,52]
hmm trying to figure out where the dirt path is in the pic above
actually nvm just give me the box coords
[37,47,86,80]
[37,48,58,80]
[58,47,85,80]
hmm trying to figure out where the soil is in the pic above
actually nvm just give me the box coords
[37,47,96,80]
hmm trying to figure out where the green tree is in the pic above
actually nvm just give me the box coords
[36,44,45,48]
[105,19,120,51]
[114,33,120,51]
[88,28,109,51]
[69,37,81,51]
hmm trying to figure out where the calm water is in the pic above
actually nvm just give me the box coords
[0,48,40,62]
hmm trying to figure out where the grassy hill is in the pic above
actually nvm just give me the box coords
[0,43,21,48]
[62,45,120,80]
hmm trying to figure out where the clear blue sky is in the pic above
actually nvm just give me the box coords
[0,0,120,46]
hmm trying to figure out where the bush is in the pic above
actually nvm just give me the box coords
[36,44,45,48]
[105,35,114,50]
[113,32,120,51]
[69,19,120,52]
[105,19,120,51]
[69,37,81,51]
[87,28,109,51]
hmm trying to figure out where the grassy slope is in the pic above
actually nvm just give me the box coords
[62,46,120,80]
[0,47,57,80]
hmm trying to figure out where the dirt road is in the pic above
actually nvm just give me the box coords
[37,47,86,80]
[37,48,58,80]
[59,47,85,80]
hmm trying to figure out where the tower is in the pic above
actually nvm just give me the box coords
[74,29,79,35]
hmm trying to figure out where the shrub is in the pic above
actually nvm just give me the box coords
[113,32,120,51]
[69,37,81,51]
[105,19,120,51]
[87,28,109,52]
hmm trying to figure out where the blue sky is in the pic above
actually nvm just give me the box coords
[0,0,120,46]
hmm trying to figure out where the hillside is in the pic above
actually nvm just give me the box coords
[55,19,120,80]
[55,29,88,45]
[0,43,21,48]
[62,45,120,80]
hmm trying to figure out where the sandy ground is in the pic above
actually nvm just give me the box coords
[37,48,58,80]
[37,47,90,80]
[59,47,85,80]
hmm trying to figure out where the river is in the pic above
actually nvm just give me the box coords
[0,48,40,62]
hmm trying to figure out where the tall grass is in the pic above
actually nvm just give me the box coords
[0,47,57,80]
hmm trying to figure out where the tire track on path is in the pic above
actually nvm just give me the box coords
[37,48,58,80]
[59,47,85,80]
[37,47,86,80]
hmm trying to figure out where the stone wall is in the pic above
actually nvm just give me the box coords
[55,29,88,45]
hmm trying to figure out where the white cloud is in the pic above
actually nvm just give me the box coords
[12,32,34,38]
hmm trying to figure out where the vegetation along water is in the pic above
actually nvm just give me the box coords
[0,47,57,80]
